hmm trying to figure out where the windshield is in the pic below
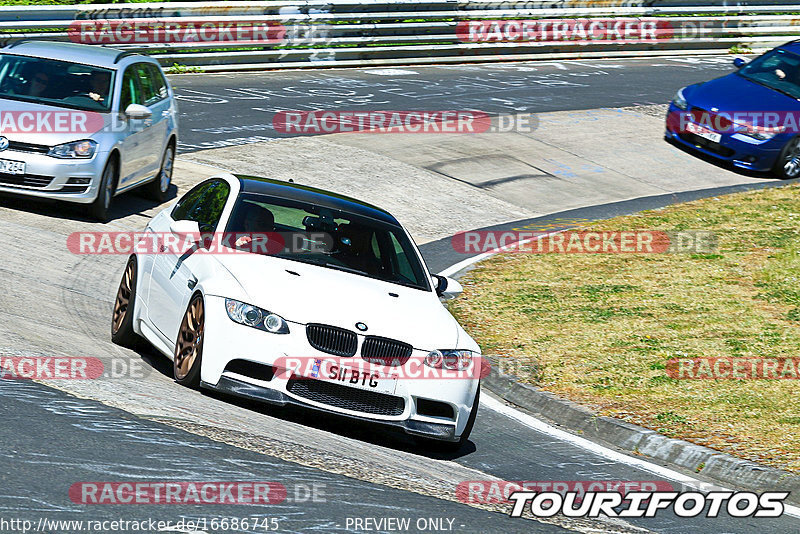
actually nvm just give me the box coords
[225,193,431,291]
[0,54,114,112]
[738,48,800,100]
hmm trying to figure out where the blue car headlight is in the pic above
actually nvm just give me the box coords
[740,126,785,141]
[673,88,689,111]
[225,298,289,334]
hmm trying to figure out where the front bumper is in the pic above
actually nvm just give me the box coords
[205,375,458,441]
[201,295,479,442]
[665,105,784,172]
[0,147,109,203]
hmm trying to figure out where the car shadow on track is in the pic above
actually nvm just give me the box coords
[137,347,478,461]
[0,185,178,223]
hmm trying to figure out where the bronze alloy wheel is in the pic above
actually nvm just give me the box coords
[112,260,135,334]
[111,257,139,348]
[174,294,204,385]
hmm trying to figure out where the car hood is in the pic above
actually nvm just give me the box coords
[215,254,462,351]
[0,98,109,146]
[685,74,800,114]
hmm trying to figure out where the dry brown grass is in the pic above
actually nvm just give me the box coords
[450,183,800,472]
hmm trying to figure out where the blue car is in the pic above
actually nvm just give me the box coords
[665,41,800,179]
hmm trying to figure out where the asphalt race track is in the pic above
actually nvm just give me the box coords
[171,56,738,152]
[1,55,800,534]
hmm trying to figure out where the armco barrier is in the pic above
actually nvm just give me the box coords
[0,1,798,70]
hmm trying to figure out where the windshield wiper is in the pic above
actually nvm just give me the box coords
[320,262,369,276]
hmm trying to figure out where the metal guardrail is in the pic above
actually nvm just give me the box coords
[0,1,798,70]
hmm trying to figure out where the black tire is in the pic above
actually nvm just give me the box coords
[143,142,175,202]
[420,387,480,453]
[111,256,140,348]
[174,293,204,388]
[773,136,800,179]
[89,156,118,222]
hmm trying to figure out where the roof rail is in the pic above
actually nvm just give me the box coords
[5,39,31,49]
[113,51,137,64]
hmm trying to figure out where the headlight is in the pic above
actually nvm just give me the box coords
[225,298,289,334]
[425,349,473,371]
[673,88,688,111]
[741,126,785,141]
[48,140,97,159]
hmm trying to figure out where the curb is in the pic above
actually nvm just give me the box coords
[481,353,800,505]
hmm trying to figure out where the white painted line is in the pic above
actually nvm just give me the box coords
[481,389,800,518]
[438,230,563,278]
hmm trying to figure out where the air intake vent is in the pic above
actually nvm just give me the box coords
[306,323,357,357]
[287,377,405,416]
[0,173,53,188]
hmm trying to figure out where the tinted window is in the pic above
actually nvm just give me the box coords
[120,67,143,109]
[0,54,114,112]
[146,64,168,103]
[134,63,166,106]
[172,180,231,232]
[739,48,800,99]
[225,193,430,291]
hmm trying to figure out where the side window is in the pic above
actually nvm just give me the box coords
[389,233,414,281]
[120,67,143,110]
[146,64,169,102]
[171,180,231,232]
[135,63,159,106]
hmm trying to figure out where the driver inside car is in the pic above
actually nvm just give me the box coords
[336,223,381,276]
[87,70,112,103]
[231,203,275,249]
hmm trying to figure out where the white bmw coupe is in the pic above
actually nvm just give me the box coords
[111,174,481,448]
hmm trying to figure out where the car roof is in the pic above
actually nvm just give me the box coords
[235,175,400,226]
[779,40,800,54]
[1,41,149,69]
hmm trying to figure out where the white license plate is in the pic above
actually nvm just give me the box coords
[0,159,25,175]
[303,359,398,395]
[685,122,722,143]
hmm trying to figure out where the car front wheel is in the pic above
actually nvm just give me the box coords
[111,256,140,348]
[174,293,204,388]
[89,157,118,222]
[144,142,175,202]
[774,136,800,179]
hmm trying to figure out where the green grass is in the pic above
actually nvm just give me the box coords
[450,183,800,472]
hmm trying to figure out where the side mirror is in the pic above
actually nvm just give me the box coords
[432,274,463,300]
[125,103,152,119]
[733,57,746,69]
[170,220,201,243]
